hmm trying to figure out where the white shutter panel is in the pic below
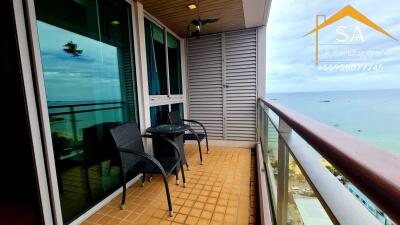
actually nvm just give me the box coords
[188,34,224,139]
[225,29,257,141]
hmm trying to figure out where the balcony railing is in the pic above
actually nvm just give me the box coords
[257,98,400,225]
[48,101,124,142]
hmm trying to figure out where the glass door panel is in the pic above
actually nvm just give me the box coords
[168,33,183,95]
[1,1,45,224]
[150,105,169,126]
[34,0,138,222]
[144,18,168,95]
[171,103,184,119]
[144,19,184,123]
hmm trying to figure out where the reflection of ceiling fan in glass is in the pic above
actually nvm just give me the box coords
[63,41,82,57]
[187,0,219,37]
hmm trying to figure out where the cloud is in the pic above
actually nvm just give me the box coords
[266,0,400,93]
[37,21,129,101]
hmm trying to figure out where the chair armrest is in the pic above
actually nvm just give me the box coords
[183,119,208,136]
[118,147,167,176]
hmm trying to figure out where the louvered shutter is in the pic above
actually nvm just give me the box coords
[225,29,257,141]
[187,29,257,141]
[188,34,224,139]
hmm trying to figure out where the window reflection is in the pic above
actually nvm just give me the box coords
[171,103,184,119]
[168,33,182,94]
[150,105,169,126]
[35,0,138,222]
[145,19,168,95]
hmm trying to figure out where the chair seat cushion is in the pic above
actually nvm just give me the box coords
[184,133,206,141]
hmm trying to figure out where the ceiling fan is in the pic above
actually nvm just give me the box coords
[187,0,219,37]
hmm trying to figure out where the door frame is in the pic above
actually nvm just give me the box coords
[12,0,54,224]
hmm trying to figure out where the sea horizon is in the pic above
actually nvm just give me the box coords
[266,88,400,95]
[266,89,400,155]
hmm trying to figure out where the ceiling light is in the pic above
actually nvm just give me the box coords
[187,4,197,10]
[111,20,120,25]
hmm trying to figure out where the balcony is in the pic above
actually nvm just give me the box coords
[82,144,256,225]
[258,98,400,225]
[69,98,400,225]
[7,0,400,224]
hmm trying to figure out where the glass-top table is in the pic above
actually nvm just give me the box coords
[146,124,190,135]
[146,124,191,172]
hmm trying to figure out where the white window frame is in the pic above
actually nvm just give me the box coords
[143,11,187,117]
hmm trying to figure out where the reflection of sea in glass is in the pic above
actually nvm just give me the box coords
[48,101,123,142]
[35,0,137,221]
[38,21,124,143]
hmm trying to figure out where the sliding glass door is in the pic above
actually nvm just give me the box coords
[34,0,138,222]
[144,18,185,125]
[0,1,45,224]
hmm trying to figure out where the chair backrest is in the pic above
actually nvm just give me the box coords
[168,111,183,125]
[110,123,145,172]
[110,123,145,153]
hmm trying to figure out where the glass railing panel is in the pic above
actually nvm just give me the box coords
[287,153,334,225]
[290,132,397,225]
[345,183,396,225]
[259,99,400,225]
[260,108,279,213]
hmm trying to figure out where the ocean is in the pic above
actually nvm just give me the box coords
[266,89,400,155]
[266,89,399,224]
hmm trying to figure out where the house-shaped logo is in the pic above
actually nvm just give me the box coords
[305,5,397,65]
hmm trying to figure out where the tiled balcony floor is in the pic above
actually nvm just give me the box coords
[84,144,252,225]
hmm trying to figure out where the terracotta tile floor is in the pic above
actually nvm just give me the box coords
[84,144,252,225]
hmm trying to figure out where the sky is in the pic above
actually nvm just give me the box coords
[38,21,122,102]
[266,0,400,93]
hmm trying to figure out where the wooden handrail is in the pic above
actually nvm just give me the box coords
[48,106,123,116]
[259,98,400,223]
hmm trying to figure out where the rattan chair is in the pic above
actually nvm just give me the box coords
[110,123,185,216]
[168,111,209,166]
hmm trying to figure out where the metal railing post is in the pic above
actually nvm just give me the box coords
[258,101,270,160]
[277,119,291,225]
[263,107,269,153]
[257,101,262,141]
[70,106,78,142]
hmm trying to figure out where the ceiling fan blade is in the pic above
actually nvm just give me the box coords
[191,19,201,26]
[200,18,219,25]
